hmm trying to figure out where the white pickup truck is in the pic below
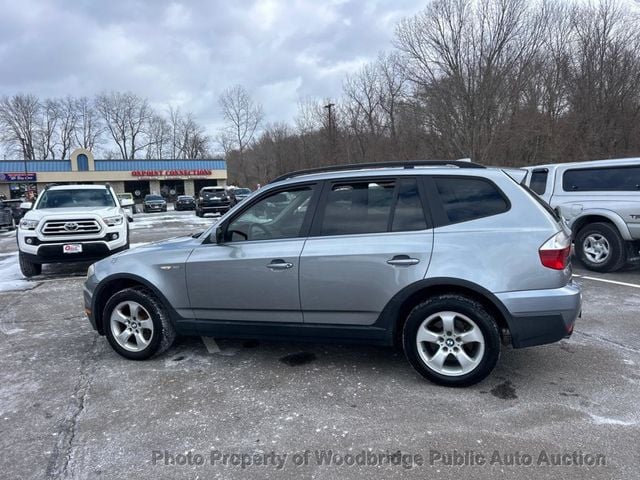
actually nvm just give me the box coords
[523,158,640,272]
[17,184,133,277]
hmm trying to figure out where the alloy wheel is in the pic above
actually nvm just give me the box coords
[110,301,154,352]
[415,311,485,377]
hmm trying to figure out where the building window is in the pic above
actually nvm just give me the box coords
[77,154,89,171]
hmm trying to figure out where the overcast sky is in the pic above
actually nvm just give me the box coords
[0,0,425,134]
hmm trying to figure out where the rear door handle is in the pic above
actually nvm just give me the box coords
[387,255,420,266]
[267,259,294,270]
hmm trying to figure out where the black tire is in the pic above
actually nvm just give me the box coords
[402,294,500,387]
[196,208,203,217]
[103,287,176,360]
[575,222,626,273]
[19,252,42,277]
[143,207,148,213]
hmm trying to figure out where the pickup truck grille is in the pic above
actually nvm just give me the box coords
[42,219,101,236]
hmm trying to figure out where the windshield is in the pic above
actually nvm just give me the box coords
[145,195,163,201]
[36,189,116,209]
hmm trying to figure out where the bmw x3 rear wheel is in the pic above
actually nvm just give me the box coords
[104,287,175,360]
[403,294,500,387]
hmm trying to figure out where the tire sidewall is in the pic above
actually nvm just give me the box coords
[575,223,624,272]
[403,296,500,387]
[103,289,165,360]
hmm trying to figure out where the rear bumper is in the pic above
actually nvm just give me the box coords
[199,204,230,213]
[496,281,582,348]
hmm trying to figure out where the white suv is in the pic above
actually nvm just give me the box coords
[17,184,131,277]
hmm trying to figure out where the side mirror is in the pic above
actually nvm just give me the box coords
[20,202,33,210]
[214,225,225,244]
[120,199,134,207]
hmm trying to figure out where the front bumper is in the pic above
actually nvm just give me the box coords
[496,281,582,348]
[22,242,128,264]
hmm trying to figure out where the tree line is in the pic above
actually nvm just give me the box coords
[2,0,640,188]
[227,0,640,186]
[0,92,211,161]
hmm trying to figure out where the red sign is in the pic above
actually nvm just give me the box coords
[131,169,212,177]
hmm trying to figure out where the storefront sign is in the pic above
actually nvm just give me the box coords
[2,172,37,182]
[131,169,211,177]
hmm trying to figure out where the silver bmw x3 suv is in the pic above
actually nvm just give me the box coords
[84,161,581,387]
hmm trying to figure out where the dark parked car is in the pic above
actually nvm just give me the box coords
[174,195,196,211]
[195,187,232,217]
[231,187,252,203]
[0,199,23,230]
[142,194,167,213]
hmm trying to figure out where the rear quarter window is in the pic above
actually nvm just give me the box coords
[434,177,509,224]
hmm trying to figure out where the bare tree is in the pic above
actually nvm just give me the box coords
[395,0,548,162]
[74,96,104,152]
[35,98,59,159]
[218,85,264,156]
[0,94,40,159]
[146,113,171,159]
[95,92,153,159]
[56,96,78,159]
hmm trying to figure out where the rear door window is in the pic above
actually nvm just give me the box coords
[563,166,640,191]
[392,179,428,232]
[433,177,509,224]
[315,178,430,236]
[319,180,395,236]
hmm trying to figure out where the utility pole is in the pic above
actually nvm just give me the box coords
[324,102,336,163]
[324,102,335,133]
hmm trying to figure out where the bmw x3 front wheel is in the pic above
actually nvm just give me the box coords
[103,287,176,360]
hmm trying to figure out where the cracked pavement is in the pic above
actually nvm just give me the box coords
[0,212,639,479]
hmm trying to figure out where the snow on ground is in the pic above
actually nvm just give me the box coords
[129,212,217,230]
[0,253,36,293]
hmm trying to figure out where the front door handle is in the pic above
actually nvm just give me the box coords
[267,259,294,270]
[387,255,420,266]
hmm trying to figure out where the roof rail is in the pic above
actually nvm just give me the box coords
[269,160,485,183]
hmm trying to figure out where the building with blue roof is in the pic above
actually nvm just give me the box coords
[0,149,227,200]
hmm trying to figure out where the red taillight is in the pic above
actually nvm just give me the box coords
[539,231,571,270]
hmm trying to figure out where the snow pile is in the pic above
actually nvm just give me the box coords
[0,253,36,293]
[129,212,216,230]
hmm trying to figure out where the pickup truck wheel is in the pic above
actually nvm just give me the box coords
[104,287,175,360]
[19,252,42,277]
[575,222,626,272]
[402,294,500,387]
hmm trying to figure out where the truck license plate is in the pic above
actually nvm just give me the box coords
[63,244,83,254]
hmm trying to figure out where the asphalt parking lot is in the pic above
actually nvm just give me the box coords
[1,210,639,479]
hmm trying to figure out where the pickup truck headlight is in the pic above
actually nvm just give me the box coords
[104,215,124,226]
[19,219,39,230]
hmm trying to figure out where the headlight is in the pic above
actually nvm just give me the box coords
[86,263,95,279]
[19,219,39,230]
[104,215,124,226]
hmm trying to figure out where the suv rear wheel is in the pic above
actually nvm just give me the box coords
[104,287,175,360]
[19,252,42,277]
[575,222,626,272]
[402,294,500,387]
